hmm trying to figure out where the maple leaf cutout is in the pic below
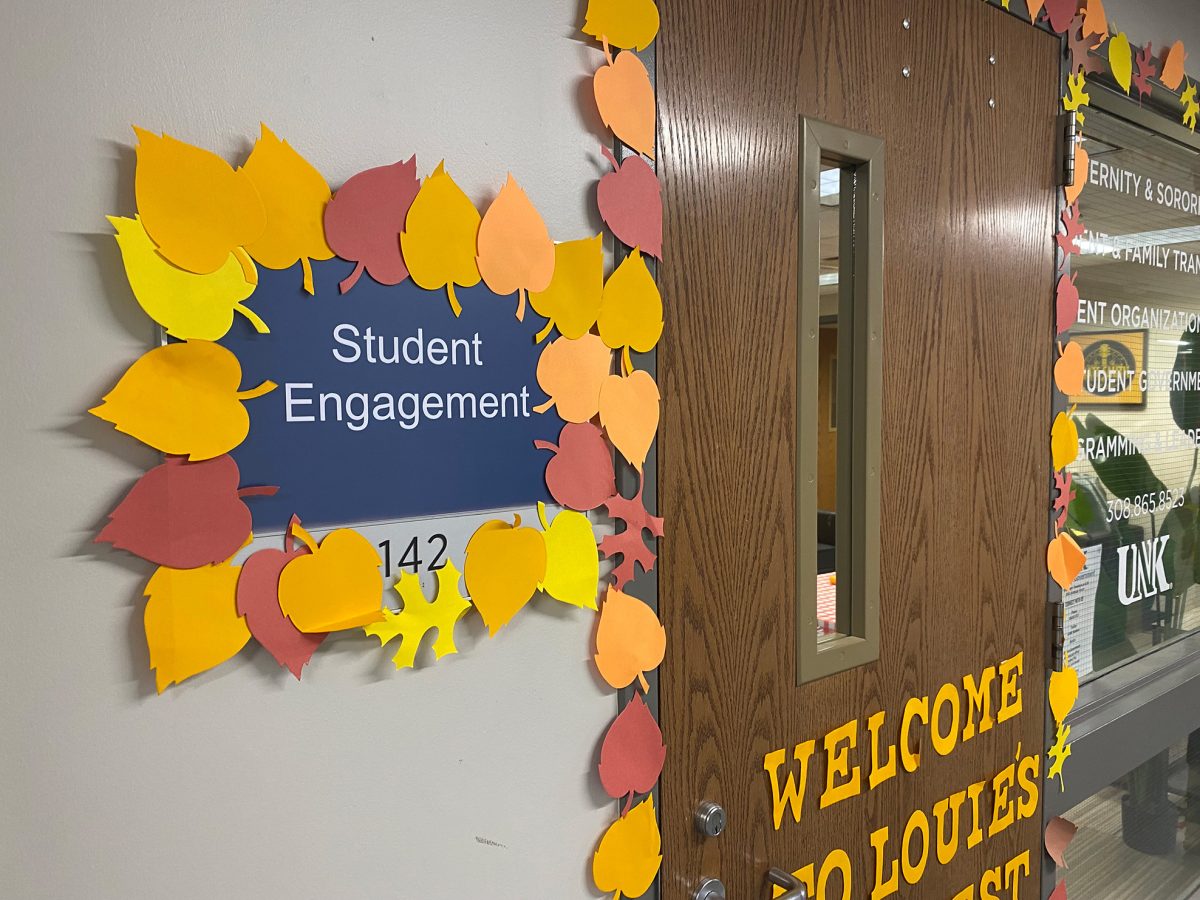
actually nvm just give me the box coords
[600,483,664,590]
[1066,16,1105,75]
[1048,721,1072,790]
[1053,471,1077,531]
[1062,72,1090,126]
[1057,202,1085,258]
[1183,82,1200,134]
[1133,43,1158,103]
[364,561,472,669]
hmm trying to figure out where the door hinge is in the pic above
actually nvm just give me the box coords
[1056,112,1078,189]
[1048,599,1065,671]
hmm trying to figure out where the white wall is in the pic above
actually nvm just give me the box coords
[0,2,616,898]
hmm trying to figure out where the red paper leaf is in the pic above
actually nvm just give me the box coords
[236,516,326,679]
[1067,16,1105,75]
[534,423,617,511]
[95,455,276,568]
[1056,202,1085,259]
[598,693,666,814]
[1043,0,1077,34]
[600,481,664,590]
[324,157,420,293]
[1050,880,1067,900]
[597,146,662,259]
[1053,471,1077,531]
[1133,43,1158,102]
[1056,272,1080,336]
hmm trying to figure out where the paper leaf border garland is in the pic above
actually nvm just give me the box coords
[90,0,667,892]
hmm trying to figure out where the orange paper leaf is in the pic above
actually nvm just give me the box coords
[1047,531,1087,590]
[1054,341,1084,395]
[1161,41,1187,91]
[599,369,660,471]
[594,585,665,692]
[532,333,613,422]
[476,174,555,321]
[594,51,656,160]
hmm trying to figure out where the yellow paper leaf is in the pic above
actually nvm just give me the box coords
[592,796,662,900]
[242,124,335,295]
[144,560,250,693]
[89,341,276,461]
[1049,659,1080,725]
[529,235,604,342]
[1062,73,1090,127]
[1048,721,1072,790]
[1051,410,1079,470]
[582,0,660,52]
[133,127,264,278]
[537,502,599,610]
[532,333,614,422]
[365,561,472,669]
[464,516,547,635]
[277,525,384,632]
[594,586,665,692]
[109,215,266,340]
[476,174,555,321]
[597,248,663,374]
[1109,32,1132,94]
[1183,82,1199,134]
[599,370,660,471]
[401,161,482,316]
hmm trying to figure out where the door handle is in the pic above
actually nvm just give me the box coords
[766,867,808,900]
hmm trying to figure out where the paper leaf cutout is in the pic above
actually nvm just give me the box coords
[1067,16,1105,76]
[133,127,264,278]
[1080,0,1107,46]
[599,369,660,471]
[1043,0,1077,34]
[1161,40,1187,91]
[1048,721,1073,789]
[534,422,617,512]
[476,174,555,321]
[109,215,266,340]
[401,161,482,316]
[1064,141,1089,206]
[1133,44,1158,102]
[597,147,662,259]
[1049,659,1080,724]
[532,333,613,423]
[97,454,275,568]
[365,560,472,669]
[277,525,384,632]
[1053,471,1077,530]
[1056,203,1085,258]
[1056,272,1080,336]
[1108,32,1132,94]
[1051,409,1080,470]
[592,795,662,900]
[324,157,420,293]
[594,51,656,160]
[1050,879,1068,900]
[529,235,605,342]
[1183,82,1199,133]
[236,515,326,679]
[1027,0,1044,23]
[144,559,251,693]
[597,248,664,374]
[242,124,334,295]
[598,693,665,813]
[1046,816,1078,868]
[599,482,664,592]
[594,585,665,693]
[537,502,600,610]
[1062,73,1090,126]
[1048,531,1087,590]
[464,515,547,636]
[582,0,660,52]
[89,341,276,461]
[1055,341,1084,395]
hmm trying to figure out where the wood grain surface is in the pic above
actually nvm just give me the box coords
[657,1,1059,896]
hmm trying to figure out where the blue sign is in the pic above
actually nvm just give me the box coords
[220,259,561,531]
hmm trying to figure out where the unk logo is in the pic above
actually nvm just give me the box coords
[1116,536,1172,605]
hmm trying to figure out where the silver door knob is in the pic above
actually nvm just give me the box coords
[767,867,808,900]
[694,876,726,900]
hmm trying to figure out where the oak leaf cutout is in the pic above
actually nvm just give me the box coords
[401,161,482,316]
[1183,82,1199,133]
[144,558,251,693]
[1066,16,1105,75]
[1133,43,1158,103]
[324,157,421,293]
[600,481,664,591]
[97,454,276,568]
[89,341,276,461]
[1056,203,1085,259]
[592,796,662,900]
[365,561,472,669]
[1062,72,1090,126]
[242,124,334,294]
[1053,471,1077,531]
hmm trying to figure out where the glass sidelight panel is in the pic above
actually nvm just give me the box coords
[797,118,883,684]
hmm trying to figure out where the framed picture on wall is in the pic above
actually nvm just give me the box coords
[1068,329,1148,408]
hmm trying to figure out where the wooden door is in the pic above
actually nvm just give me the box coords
[658,2,1059,898]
